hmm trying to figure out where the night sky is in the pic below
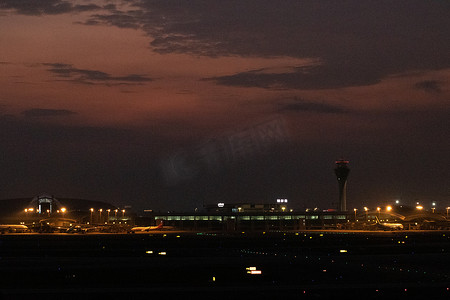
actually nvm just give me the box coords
[1,0,449,212]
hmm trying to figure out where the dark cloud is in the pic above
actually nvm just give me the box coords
[414,80,443,93]
[0,0,101,16]
[82,0,450,89]
[279,98,348,114]
[43,63,153,85]
[22,108,77,118]
[83,10,144,29]
[204,64,383,90]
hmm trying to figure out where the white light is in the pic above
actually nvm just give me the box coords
[218,203,224,208]
[246,266,262,275]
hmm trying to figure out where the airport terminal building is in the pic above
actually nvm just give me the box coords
[140,202,350,231]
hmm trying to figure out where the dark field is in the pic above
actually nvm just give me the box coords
[1,231,450,299]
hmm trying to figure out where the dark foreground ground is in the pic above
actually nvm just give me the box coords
[1,230,450,299]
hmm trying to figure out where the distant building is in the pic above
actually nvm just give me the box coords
[137,201,350,231]
[147,210,349,231]
[0,194,118,224]
[204,201,289,213]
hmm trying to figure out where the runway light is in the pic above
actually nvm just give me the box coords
[145,250,153,254]
[246,266,262,275]
[340,249,348,253]
[158,252,167,256]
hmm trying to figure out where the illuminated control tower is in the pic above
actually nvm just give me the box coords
[334,159,350,212]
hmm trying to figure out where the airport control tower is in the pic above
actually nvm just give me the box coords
[334,159,350,212]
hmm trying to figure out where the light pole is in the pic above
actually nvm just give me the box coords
[122,209,125,220]
[107,209,110,224]
[61,207,66,218]
[377,207,381,219]
[114,209,118,222]
[90,208,94,224]
[364,207,368,221]
[99,209,103,223]
[354,208,357,221]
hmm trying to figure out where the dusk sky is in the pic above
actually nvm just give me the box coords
[1,0,449,212]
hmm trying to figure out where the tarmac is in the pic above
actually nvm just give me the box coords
[0,230,450,299]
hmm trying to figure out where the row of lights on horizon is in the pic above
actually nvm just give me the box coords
[353,202,450,216]
[24,207,127,220]
[24,207,67,216]
[89,208,126,224]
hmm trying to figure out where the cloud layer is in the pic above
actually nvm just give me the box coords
[0,0,102,15]
[77,0,450,90]
[43,63,153,85]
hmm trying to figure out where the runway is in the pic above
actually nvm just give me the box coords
[1,230,450,299]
